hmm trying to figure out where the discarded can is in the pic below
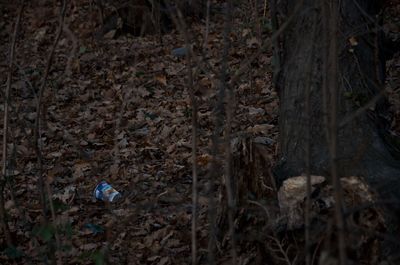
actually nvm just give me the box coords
[93,181,121,202]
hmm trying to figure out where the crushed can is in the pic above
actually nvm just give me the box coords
[93,181,121,202]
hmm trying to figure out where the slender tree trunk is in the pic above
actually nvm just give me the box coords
[275,0,400,257]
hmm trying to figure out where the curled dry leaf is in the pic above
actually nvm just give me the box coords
[155,74,167,86]
[52,185,76,204]
[247,123,275,134]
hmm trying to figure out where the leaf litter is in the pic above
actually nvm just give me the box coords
[0,0,399,264]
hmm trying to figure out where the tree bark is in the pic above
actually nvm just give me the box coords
[275,0,400,256]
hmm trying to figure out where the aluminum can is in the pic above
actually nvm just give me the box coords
[93,181,121,202]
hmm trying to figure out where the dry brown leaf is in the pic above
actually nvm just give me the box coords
[148,256,161,262]
[155,74,167,86]
[349,36,358,46]
[247,123,275,134]
[52,185,76,203]
[80,243,98,250]
[197,154,211,167]
[73,161,91,179]
[246,37,260,48]
[158,257,169,265]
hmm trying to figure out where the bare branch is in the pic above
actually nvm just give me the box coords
[229,0,306,87]
[203,0,211,50]
[221,1,238,263]
[1,0,25,248]
[326,1,347,264]
[63,22,78,77]
[304,6,318,265]
[33,0,68,263]
[162,2,200,264]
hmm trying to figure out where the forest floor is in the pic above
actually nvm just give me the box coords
[0,1,279,264]
[0,1,399,265]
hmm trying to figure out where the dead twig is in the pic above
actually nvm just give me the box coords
[1,0,25,248]
[304,6,318,265]
[33,0,68,264]
[203,0,211,49]
[163,2,200,264]
[221,1,238,264]
[34,0,67,214]
[204,1,230,261]
[267,235,295,265]
[228,0,305,88]
[247,200,270,219]
[326,1,347,264]
[63,22,78,77]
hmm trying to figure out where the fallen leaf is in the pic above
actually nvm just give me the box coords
[155,75,167,86]
[80,243,98,250]
[73,161,91,179]
[247,124,275,134]
[349,36,358,46]
[158,257,169,265]
[52,185,76,203]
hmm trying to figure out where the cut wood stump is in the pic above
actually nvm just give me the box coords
[216,134,388,264]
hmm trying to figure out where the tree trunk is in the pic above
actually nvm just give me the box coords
[275,0,400,256]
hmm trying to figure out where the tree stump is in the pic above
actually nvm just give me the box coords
[217,134,277,247]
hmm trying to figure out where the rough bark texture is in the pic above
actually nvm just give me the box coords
[274,0,400,257]
[276,0,398,200]
[230,136,276,202]
[217,135,277,240]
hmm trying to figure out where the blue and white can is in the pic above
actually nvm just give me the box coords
[93,181,121,202]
